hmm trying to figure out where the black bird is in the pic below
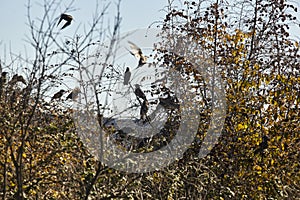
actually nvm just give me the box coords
[134,84,147,101]
[9,74,26,85]
[66,87,80,100]
[123,67,131,85]
[159,93,180,110]
[1,72,8,82]
[51,89,66,101]
[0,72,8,86]
[0,72,8,98]
[140,100,149,121]
[128,41,147,67]
[254,135,269,155]
[57,13,73,30]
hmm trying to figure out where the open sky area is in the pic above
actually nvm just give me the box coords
[0,0,299,57]
[0,0,170,56]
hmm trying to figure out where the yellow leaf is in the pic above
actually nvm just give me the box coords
[276,136,282,141]
[253,165,262,171]
[29,189,37,195]
[237,124,243,130]
[237,123,248,131]
[257,186,263,191]
[281,143,285,151]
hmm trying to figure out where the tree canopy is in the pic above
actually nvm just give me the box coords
[0,0,299,199]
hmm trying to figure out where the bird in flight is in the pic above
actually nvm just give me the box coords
[51,89,66,101]
[134,84,147,101]
[123,67,131,85]
[128,41,147,67]
[57,14,73,30]
[66,87,80,100]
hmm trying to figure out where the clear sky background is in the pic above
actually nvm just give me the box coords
[0,0,299,56]
[0,0,169,56]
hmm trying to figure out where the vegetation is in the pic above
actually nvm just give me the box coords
[0,0,299,199]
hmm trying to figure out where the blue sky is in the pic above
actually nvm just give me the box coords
[0,0,168,55]
[0,0,299,56]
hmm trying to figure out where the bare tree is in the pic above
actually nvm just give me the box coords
[0,0,123,199]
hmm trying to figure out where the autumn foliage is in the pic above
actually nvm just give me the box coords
[0,0,299,199]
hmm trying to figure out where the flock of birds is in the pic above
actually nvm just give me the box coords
[0,13,179,123]
[0,71,80,102]
[0,14,75,102]
[56,13,154,121]
[0,72,27,90]
[51,87,81,101]
[55,13,179,122]
[56,14,271,153]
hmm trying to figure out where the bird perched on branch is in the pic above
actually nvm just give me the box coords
[140,99,149,121]
[0,72,8,98]
[134,84,147,101]
[0,72,8,86]
[51,89,65,101]
[123,67,131,85]
[9,74,26,85]
[159,94,180,110]
[128,41,147,67]
[254,135,269,155]
[1,71,8,81]
[66,87,80,100]
[57,13,73,30]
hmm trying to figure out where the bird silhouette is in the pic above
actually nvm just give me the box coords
[9,74,26,85]
[159,93,180,110]
[1,72,8,81]
[51,89,65,101]
[123,67,131,85]
[254,135,269,155]
[66,87,80,100]
[57,13,73,30]
[0,72,8,85]
[0,72,8,98]
[134,84,147,101]
[140,100,149,121]
[128,41,147,67]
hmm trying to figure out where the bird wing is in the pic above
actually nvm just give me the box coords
[61,20,71,30]
[128,41,143,59]
[61,14,71,20]
[66,92,73,100]
[51,92,60,100]
[51,90,65,100]
[138,56,147,66]
[17,75,26,84]
[9,75,19,85]
[57,15,64,26]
